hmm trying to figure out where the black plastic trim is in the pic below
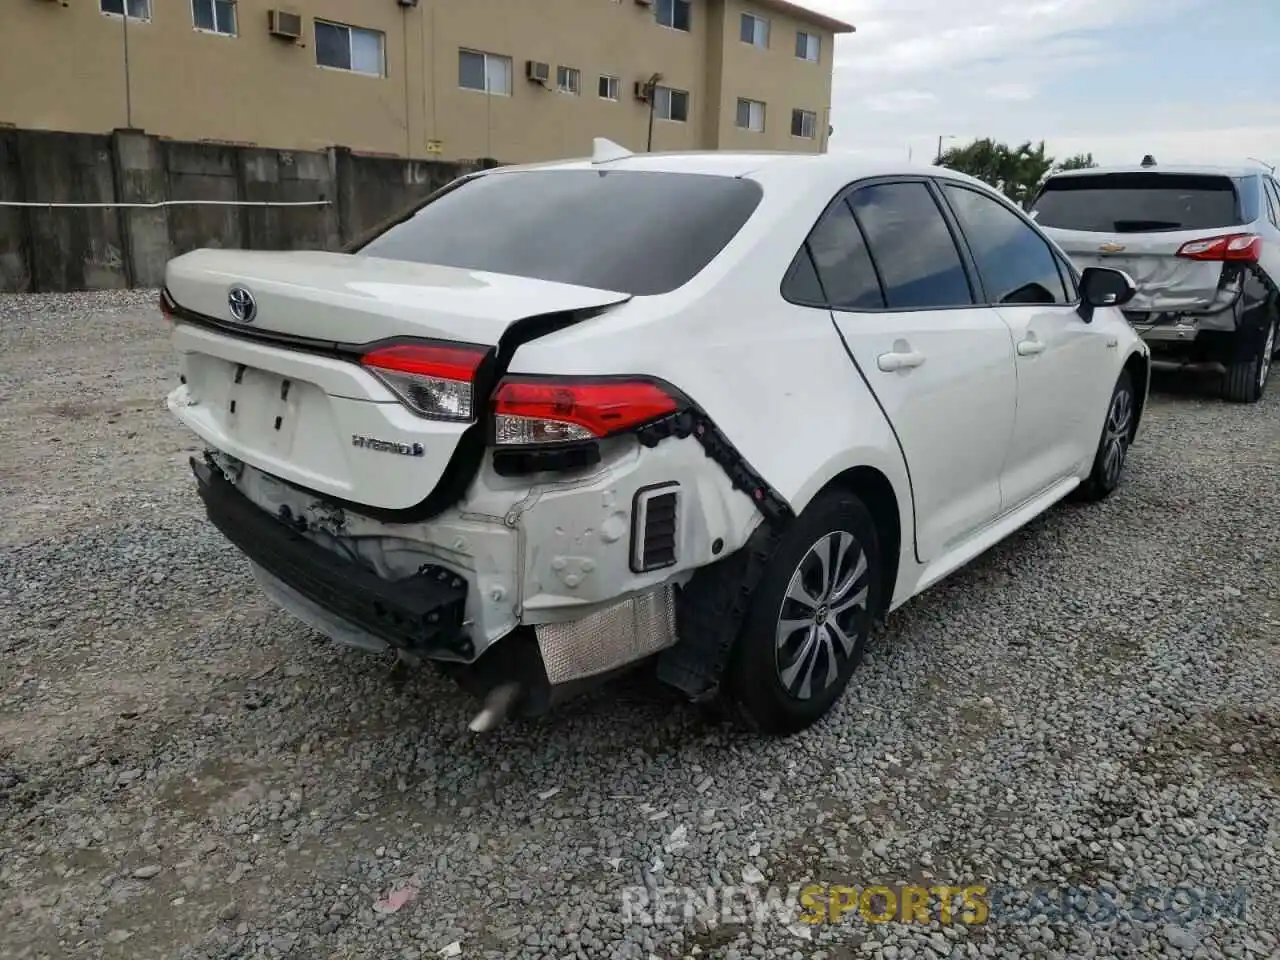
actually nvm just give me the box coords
[192,454,472,659]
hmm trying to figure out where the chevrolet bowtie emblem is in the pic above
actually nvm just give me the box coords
[1098,242,1126,254]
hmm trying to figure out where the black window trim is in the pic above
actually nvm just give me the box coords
[780,174,984,314]
[933,178,1082,309]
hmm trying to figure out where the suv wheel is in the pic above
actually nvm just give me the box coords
[727,489,882,735]
[1078,369,1135,502]
[1221,314,1276,403]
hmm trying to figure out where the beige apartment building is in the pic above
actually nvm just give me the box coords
[0,0,852,163]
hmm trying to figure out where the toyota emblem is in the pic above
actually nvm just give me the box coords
[227,285,257,323]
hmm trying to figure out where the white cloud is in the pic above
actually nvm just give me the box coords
[802,0,1280,167]
[984,84,1035,102]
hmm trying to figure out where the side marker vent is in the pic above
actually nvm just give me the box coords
[631,483,679,573]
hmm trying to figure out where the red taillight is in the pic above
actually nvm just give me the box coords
[361,342,488,421]
[1175,233,1262,262]
[492,377,680,446]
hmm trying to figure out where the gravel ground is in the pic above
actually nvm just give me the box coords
[2,290,1278,960]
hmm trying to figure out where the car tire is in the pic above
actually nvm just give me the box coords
[1220,314,1276,404]
[725,489,882,735]
[1077,369,1136,503]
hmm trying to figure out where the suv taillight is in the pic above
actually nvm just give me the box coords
[492,377,680,446]
[1175,233,1262,262]
[361,341,489,421]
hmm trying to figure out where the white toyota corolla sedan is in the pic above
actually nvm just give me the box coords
[161,140,1150,735]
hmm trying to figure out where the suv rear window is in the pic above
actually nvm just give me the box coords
[356,169,764,296]
[1030,172,1246,233]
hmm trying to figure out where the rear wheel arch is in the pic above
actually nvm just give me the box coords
[808,465,902,619]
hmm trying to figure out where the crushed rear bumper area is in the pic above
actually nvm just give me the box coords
[190,456,471,659]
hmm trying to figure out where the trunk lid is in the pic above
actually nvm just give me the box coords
[164,248,632,345]
[1042,226,1237,314]
[1031,170,1251,314]
[163,249,631,514]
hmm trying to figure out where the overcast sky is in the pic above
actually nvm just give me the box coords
[810,0,1280,168]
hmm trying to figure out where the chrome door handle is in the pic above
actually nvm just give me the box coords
[877,350,926,372]
[1016,338,1046,357]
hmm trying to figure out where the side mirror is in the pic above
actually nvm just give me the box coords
[1078,266,1136,321]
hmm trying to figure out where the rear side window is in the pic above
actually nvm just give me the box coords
[802,200,884,309]
[356,169,763,296]
[1030,172,1245,233]
[942,184,1068,305]
[849,182,973,309]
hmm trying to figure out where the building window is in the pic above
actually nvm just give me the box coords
[556,66,581,95]
[796,31,820,61]
[655,0,691,32]
[654,86,689,122]
[192,0,236,36]
[740,14,769,48]
[315,21,385,76]
[791,108,817,139]
[101,0,151,20]
[736,98,765,132]
[598,75,621,101]
[459,49,513,95]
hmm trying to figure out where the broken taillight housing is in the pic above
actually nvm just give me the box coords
[360,342,489,421]
[491,377,680,446]
[1175,233,1262,262]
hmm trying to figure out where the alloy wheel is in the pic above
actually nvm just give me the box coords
[1102,384,1133,488]
[774,530,870,701]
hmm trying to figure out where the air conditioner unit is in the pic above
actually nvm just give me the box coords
[634,81,651,102]
[525,60,550,84]
[267,9,303,40]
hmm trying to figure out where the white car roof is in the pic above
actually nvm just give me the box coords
[484,148,997,193]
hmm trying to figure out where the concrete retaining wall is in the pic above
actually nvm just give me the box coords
[0,127,499,293]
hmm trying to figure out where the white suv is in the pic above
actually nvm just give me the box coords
[161,141,1150,734]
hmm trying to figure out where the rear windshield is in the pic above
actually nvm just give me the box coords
[1030,172,1246,233]
[356,169,764,296]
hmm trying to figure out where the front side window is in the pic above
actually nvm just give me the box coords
[459,49,513,95]
[316,21,385,76]
[735,98,765,132]
[942,184,1068,305]
[556,66,581,95]
[741,13,769,48]
[101,0,150,19]
[848,182,974,310]
[192,0,236,35]
[356,170,763,297]
[655,0,691,31]
[791,109,817,139]
[796,31,820,61]
[654,86,689,122]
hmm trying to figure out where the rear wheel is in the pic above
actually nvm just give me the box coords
[1077,369,1135,502]
[726,489,882,735]
[1221,314,1276,403]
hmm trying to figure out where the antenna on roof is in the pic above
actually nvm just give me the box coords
[1140,154,1157,167]
[592,137,633,164]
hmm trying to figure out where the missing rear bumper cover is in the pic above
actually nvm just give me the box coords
[191,455,471,659]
